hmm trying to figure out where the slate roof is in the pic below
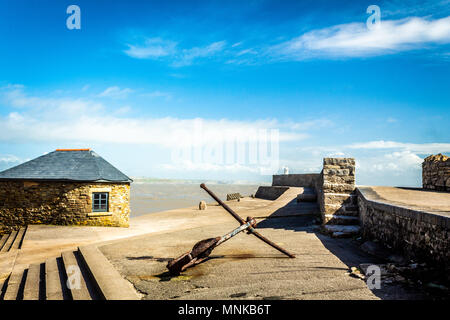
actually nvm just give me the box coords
[0,149,132,183]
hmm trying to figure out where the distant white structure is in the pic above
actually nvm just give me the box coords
[283,167,289,175]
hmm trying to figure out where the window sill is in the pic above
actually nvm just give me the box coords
[87,212,113,217]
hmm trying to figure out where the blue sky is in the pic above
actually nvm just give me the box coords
[0,0,449,185]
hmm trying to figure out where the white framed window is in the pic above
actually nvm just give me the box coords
[92,192,109,212]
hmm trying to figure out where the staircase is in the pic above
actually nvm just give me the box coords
[294,187,321,219]
[0,245,141,300]
[0,227,27,253]
[321,193,361,238]
[296,188,360,238]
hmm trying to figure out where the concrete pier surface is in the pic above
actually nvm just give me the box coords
[9,186,442,300]
[358,186,450,216]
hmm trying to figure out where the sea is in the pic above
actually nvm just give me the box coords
[129,178,269,218]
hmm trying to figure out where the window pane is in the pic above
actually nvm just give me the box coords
[92,192,108,211]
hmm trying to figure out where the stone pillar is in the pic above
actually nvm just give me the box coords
[320,158,358,224]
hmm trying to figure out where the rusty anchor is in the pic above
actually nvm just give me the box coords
[166,183,295,275]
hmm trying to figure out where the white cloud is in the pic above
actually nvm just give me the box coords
[140,90,172,100]
[0,86,311,148]
[124,38,177,59]
[387,117,398,123]
[270,16,450,59]
[0,154,23,164]
[346,140,450,154]
[0,154,25,171]
[360,150,423,173]
[292,139,449,186]
[124,38,227,66]
[98,86,133,99]
[173,41,227,66]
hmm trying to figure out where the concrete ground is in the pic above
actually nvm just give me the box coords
[359,186,450,217]
[15,188,300,267]
[13,185,442,300]
[98,194,430,300]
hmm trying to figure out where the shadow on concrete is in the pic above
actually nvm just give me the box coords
[127,256,172,262]
[255,199,319,233]
[254,194,431,300]
[314,232,434,300]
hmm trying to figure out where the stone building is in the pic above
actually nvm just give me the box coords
[0,149,132,234]
[422,153,450,191]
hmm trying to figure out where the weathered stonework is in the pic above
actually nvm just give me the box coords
[318,158,358,224]
[422,153,450,191]
[357,189,449,271]
[0,181,130,234]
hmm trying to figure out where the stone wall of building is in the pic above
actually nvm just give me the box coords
[422,153,450,191]
[318,158,358,224]
[357,189,449,270]
[272,173,320,188]
[0,181,130,234]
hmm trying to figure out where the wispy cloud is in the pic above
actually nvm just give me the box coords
[124,38,227,67]
[124,38,177,59]
[269,16,450,59]
[139,90,172,100]
[122,15,450,67]
[0,154,25,171]
[0,85,313,148]
[174,41,227,66]
[346,140,450,153]
[98,86,133,99]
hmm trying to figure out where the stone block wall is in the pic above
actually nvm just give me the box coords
[422,153,450,191]
[272,173,320,188]
[0,181,130,234]
[357,189,449,270]
[318,158,358,224]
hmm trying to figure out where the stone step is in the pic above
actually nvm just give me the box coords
[78,245,140,300]
[0,279,6,300]
[0,231,17,253]
[323,214,360,225]
[322,225,361,238]
[0,234,8,251]
[45,258,63,300]
[1,246,136,300]
[2,264,27,300]
[10,227,26,250]
[324,203,359,216]
[296,187,317,202]
[0,250,19,290]
[62,250,93,300]
[23,263,43,300]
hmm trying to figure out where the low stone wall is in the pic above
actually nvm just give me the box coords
[357,188,449,270]
[272,174,319,188]
[422,153,450,191]
[0,181,130,234]
[255,186,289,200]
[317,158,358,224]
